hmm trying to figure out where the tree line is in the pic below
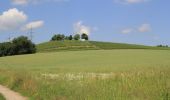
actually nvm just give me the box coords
[0,36,36,57]
[0,33,89,57]
[51,33,89,41]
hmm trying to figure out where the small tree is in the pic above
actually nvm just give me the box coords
[51,34,65,41]
[81,33,89,40]
[74,34,80,40]
[65,36,69,40]
[68,35,73,40]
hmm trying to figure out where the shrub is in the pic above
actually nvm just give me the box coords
[0,36,36,57]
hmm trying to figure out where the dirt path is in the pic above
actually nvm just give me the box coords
[0,85,28,100]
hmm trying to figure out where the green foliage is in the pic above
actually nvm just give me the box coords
[73,34,80,40]
[0,36,36,57]
[51,34,65,41]
[0,93,5,100]
[0,42,15,56]
[157,45,169,48]
[68,35,73,40]
[81,33,88,40]
[12,36,36,55]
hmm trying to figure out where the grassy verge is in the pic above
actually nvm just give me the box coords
[0,93,5,100]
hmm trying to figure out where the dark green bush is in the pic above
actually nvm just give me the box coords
[0,36,36,57]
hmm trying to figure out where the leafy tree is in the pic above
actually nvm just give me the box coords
[0,36,36,57]
[0,42,14,56]
[12,36,36,54]
[81,33,89,40]
[51,34,65,41]
[74,34,80,40]
[68,35,73,40]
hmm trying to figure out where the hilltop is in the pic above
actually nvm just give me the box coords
[37,40,169,52]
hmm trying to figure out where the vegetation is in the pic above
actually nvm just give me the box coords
[157,44,169,48]
[51,34,65,41]
[0,36,36,57]
[0,50,170,100]
[81,33,89,40]
[37,40,170,53]
[0,94,5,100]
[73,34,80,40]
[51,33,88,41]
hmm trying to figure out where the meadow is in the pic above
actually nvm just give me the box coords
[0,49,170,100]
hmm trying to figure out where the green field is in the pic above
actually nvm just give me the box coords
[37,40,170,52]
[0,50,170,100]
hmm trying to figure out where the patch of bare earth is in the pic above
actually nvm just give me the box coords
[0,85,27,100]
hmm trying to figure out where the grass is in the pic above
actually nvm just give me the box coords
[0,94,5,100]
[37,40,170,53]
[37,40,98,52]
[0,50,170,100]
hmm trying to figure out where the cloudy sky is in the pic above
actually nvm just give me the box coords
[0,0,170,45]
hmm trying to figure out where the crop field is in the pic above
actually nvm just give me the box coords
[0,50,170,100]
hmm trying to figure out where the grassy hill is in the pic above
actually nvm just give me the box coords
[37,40,169,52]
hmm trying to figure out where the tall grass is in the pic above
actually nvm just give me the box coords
[0,50,170,100]
[0,93,5,100]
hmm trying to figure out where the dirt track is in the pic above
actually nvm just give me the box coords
[0,85,27,100]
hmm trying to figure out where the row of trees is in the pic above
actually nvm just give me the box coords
[0,36,36,57]
[51,33,89,41]
[157,45,169,48]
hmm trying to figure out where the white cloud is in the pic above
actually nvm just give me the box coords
[12,0,28,5]
[138,24,151,32]
[22,20,44,31]
[115,0,148,4]
[120,23,151,34]
[11,0,69,5]
[0,8,27,31]
[74,21,91,35]
[121,28,134,34]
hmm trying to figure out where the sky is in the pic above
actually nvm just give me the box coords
[0,0,170,46]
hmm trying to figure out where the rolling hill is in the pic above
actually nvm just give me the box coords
[37,40,169,52]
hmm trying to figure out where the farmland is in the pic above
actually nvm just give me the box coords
[37,40,170,52]
[0,49,170,100]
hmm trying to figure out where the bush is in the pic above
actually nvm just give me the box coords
[0,36,36,57]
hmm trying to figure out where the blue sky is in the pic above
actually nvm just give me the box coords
[0,0,170,45]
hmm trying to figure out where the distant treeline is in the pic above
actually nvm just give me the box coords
[0,36,36,57]
[157,45,169,48]
[51,33,89,41]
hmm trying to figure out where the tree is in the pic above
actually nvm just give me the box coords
[12,36,36,55]
[74,34,80,40]
[81,33,89,40]
[51,34,65,41]
[0,42,14,57]
[0,36,36,57]
[65,36,69,40]
[68,35,73,40]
